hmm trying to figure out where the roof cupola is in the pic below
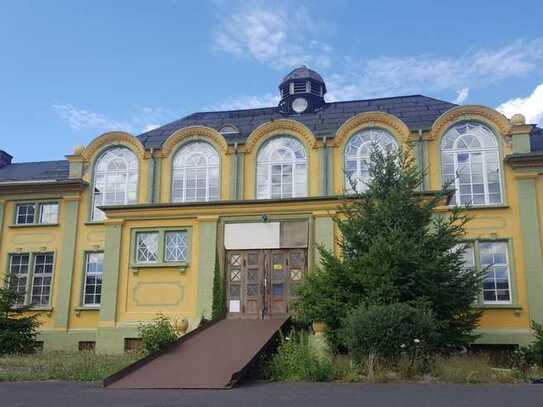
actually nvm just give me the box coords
[278,65,326,114]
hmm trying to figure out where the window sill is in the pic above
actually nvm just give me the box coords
[84,221,105,226]
[445,204,510,211]
[130,262,189,274]
[74,306,100,316]
[9,223,59,228]
[476,303,522,310]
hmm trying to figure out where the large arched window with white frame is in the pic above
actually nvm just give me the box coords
[92,146,138,221]
[344,128,398,193]
[172,141,220,202]
[256,136,307,199]
[441,122,502,206]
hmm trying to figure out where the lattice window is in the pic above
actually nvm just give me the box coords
[31,253,54,306]
[344,128,398,193]
[83,252,103,306]
[441,122,502,206]
[136,232,159,263]
[9,254,30,306]
[16,204,35,224]
[257,137,307,199]
[164,231,187,262]
[172,142,220,203]
[39,203,59,224]
[93,147,138,221]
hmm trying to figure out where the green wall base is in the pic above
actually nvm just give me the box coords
[474,329,533,347]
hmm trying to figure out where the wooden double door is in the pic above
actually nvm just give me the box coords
[226,249,307,319]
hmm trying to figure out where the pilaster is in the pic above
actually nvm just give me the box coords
[54,195,81,329]
[99,219,124,325]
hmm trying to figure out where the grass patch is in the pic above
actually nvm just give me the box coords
[0,351,141,382]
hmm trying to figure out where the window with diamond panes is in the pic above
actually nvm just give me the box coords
[83,252,103,306]
[164,231,188,262]
[31,253,54,306]
[229,254,242,300]
[344,128,398,193]
[92,147,138,221]
[256,137,307,199]
[172,142,220,203]
[136,232,159,264]
[16,204,35,224]
[441,122,502,206]
[9,254,30,306]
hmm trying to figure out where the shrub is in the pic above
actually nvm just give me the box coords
[0,274,40,355]
[266,330,335,382]
[211,252,226,320]
[341,303,438,364]
[138,313,181,354]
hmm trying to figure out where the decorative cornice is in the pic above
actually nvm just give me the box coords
[0,179,88,194]
[333,111,411,147]
[160,126,229,157]
[505,153,543,170]
[81,131,147,161]
[430,105,512,140]
[243,119,318,153]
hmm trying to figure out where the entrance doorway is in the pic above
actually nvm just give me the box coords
[226,249,307,319]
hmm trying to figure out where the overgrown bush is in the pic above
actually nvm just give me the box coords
[341,303,438,369]
[266,330,335,382]
[0,275,40,355]
[138,313,181,354]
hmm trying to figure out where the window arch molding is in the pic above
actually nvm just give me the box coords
[255,134,309,199]
[439,120,504,206]
[170,140,221,202]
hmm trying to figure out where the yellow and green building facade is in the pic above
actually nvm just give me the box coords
[1,67,543,352]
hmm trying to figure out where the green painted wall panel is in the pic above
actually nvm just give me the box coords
[517,178,543,323]
[54,199,80,328]
[99,222,123,323]
[314,216,334,269]
[513,134,531,154]
[196,220,217,319]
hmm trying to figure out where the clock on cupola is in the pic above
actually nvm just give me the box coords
[278,65,327,114]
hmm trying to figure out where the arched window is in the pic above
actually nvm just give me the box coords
[344,128,398,192]
[172,141,220,202]
[92,147,138,221]
[256,136,307,199]
[441,122,502,205]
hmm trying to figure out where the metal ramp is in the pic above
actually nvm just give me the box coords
[103,318,288,389]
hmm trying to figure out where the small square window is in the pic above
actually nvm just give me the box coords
[78,341,96,352]
[136,232,159,263]
[16,204,35,224]
[39,203,59,224]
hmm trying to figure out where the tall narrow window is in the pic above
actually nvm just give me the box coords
[9,254,30,307]
[83,252,104,306]
[256,137,307,199]
[172,142,220,202]
[31,253,54,306]
[481,242,511,304]
[92,147,138,221]
[344,128,398,193]
[441,122,502,206]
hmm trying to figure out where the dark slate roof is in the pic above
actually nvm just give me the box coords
[280,66,326,87]
[531,127,543,152]
[0,160,69,182]
[138,95,457,149]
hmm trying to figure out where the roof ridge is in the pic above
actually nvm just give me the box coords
[5,159,68,166]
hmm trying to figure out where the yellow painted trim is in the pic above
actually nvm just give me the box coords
[243,119,318,153]
[160,126,229,157]
[81,131,147,161]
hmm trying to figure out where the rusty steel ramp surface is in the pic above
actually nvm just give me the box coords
[103,318,288,389]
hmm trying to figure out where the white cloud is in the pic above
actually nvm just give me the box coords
[52,104,131,132]
[213,6,332,69]
[453,87,470,104]
[207,93,280,111]
[326,37,543,101]
[53,105,179,134]
[496,83,543,126]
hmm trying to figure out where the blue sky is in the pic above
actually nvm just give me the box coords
[1,0,543,162]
